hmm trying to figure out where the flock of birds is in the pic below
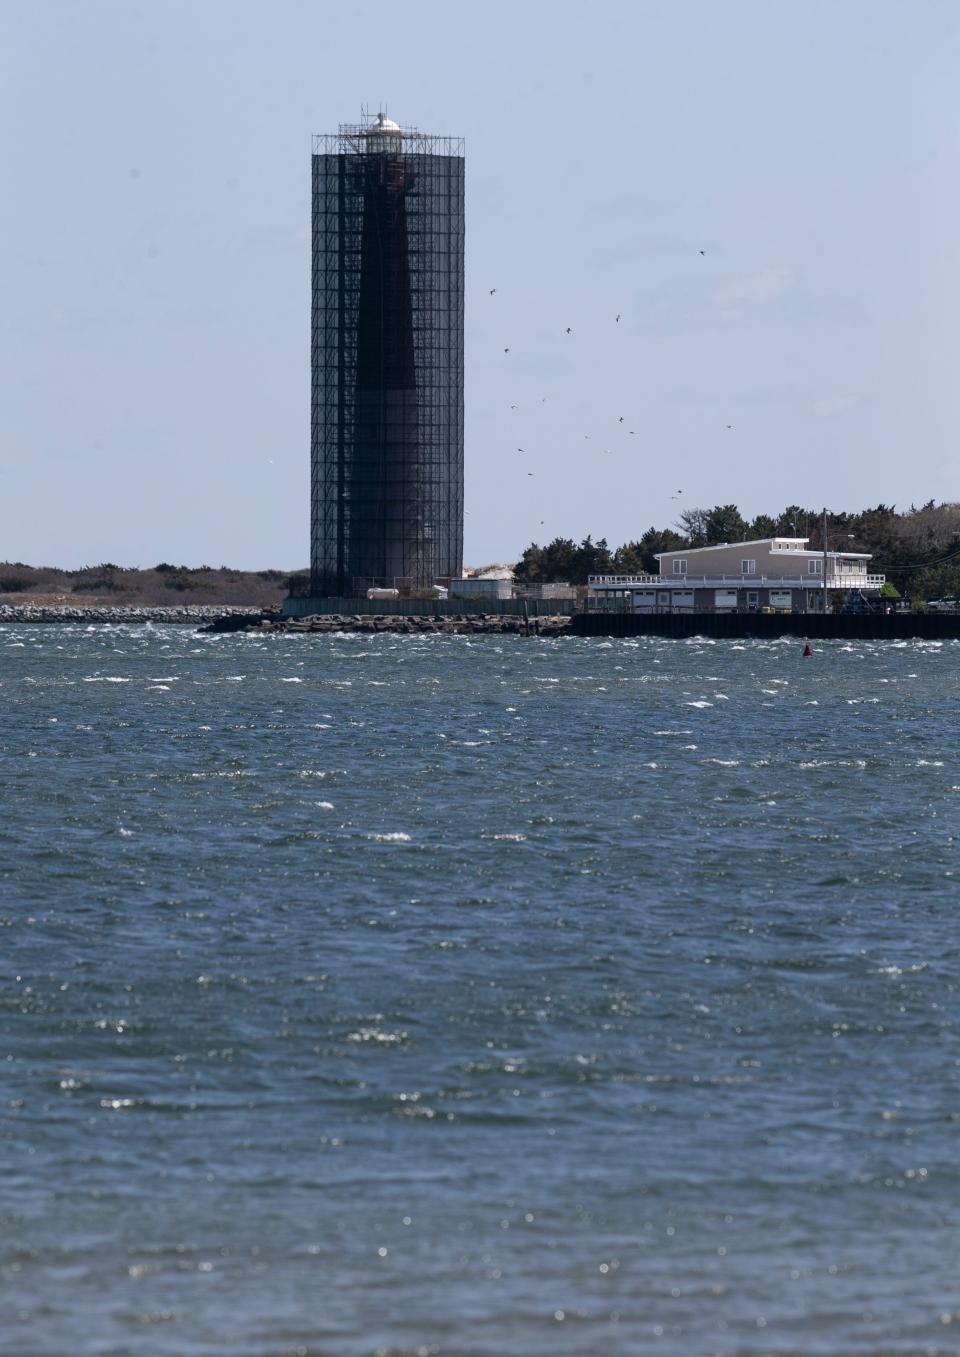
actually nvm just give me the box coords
[486,251,729,526]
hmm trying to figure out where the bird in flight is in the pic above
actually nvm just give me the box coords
[489,288,496,295]
[527,472,534,477]
[504,347,510,353]
[699,250,706,256]
[629,430,635,435]
[726,424,733,429]
[510,404,518,410]
[618,416,624,423]
[565,327,572,334]
[517,447,524,453]
[615,314,621,322]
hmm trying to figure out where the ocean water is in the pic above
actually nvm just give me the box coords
[3,625,959,1357]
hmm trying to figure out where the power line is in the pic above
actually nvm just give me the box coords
[873,543,960,573]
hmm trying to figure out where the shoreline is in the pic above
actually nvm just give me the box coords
[5,604,959,640]
[0,604,573,635]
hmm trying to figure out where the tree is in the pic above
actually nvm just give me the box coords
[892,501,960,553]
[572,536,613,582]
[511,499,960,594]
[677,507,709,547]
[636,527,687,573]
[850,503,898,554]
[749,513,778,539]
[775,505,810,538]
[513,538,578,584]
[908,563,960,605]
[704,504,748,544]
[512,543,545,584]
[611,541,647,574]
[514,536,615,584]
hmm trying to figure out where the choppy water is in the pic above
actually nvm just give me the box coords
[3,626,960,1356]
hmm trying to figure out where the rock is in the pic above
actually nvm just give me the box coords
[0,604,259,627]
[0,603,574,636]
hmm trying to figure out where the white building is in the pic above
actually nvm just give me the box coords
[589,538,885,613]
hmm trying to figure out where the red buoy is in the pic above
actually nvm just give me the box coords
[803,643,813,657]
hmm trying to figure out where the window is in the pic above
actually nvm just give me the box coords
[809,559,822,574]
[672,559,687,576]
[741,559,756,575]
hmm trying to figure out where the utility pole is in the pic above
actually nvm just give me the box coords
[822,507,829,614]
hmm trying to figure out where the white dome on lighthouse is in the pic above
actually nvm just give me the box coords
[366,112,402,135]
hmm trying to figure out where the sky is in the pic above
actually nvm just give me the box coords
[1,0,958,570]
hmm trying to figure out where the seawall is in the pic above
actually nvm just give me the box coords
[572,611,960,640]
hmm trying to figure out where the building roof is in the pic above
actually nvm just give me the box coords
[655,537,871,560]
[656,537,807,555]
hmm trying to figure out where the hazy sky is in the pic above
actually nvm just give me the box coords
[2,0,958,569]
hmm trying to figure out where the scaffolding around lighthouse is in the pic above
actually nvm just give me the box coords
[310,112,465,594]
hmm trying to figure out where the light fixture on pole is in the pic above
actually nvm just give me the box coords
[822,508,828,613]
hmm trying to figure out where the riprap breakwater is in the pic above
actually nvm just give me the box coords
[0,605,262,625]
[208,612,574,636]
